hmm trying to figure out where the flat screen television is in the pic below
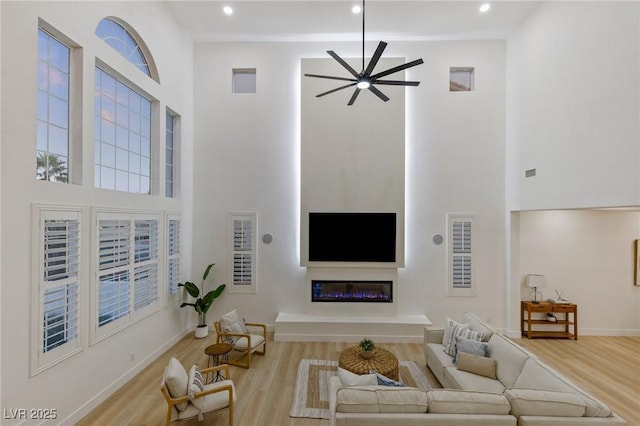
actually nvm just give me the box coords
[308,212,396,262]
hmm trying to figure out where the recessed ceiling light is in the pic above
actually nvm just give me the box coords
[223,6,233,15]
[352,5,362,14]
[479,3,491,13]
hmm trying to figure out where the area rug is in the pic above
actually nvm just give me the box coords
[289,359,433,419]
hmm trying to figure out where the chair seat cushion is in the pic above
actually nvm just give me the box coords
[176,380,236,421]
[232,334,265,351]
[164,357,189,411]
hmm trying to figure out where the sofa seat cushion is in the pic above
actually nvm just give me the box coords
[487,334,531,388]
[445,366,506,393]
[505,388,586,417]
[335,386,428,414]
[427,389,511,415]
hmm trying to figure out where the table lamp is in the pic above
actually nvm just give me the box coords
[526,274,546,304]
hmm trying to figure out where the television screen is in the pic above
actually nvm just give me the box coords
[308,212,396,262]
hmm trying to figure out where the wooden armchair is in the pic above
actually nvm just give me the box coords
[214,318,266,369]
[161,359,235,425]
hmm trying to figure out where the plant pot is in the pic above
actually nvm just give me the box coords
[195,324,209,339]
[360,349,374,359]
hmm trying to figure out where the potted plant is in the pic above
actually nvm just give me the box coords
[179,263,226,338]
[359,338,376,359]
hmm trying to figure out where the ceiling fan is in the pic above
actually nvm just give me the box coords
[304,0,424,106]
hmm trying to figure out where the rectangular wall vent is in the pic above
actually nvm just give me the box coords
[525,168,537,178]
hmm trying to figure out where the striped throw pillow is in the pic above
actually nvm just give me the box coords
[188,365,206,410]
[444,321,470,356]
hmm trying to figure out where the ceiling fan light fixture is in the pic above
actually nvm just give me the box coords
[357,79,370,89]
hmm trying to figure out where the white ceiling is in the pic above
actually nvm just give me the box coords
[164,1,542,42]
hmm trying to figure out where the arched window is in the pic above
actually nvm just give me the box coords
[95,18,158,81]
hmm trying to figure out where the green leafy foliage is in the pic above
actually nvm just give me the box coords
[359,338,375,351]
[178,263,226,326]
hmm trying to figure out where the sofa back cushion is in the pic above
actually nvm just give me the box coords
[335,386,428,414]
[487,334,530,388]
[462,312,495,342]
[505,388,586,417]
[515,358,612,418]
[426,389,511,415]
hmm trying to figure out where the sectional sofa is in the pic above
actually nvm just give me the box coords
[328,312,626,426]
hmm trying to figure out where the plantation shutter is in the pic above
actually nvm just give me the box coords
[42,218,80,353]
[167,217,180,296]
[133,219,159,311]
[448,215,474,295]
[229,212,257,293]
[98,219,131,326]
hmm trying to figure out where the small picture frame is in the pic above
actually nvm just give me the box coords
[635,239,640,286]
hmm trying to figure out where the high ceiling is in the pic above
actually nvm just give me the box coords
[164,1,542,42]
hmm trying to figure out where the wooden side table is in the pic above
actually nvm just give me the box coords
[204,342,232,383]
[521,301,578,340]
[338,346,399,381]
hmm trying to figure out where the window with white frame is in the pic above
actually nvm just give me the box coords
[447,214,474,296]
[94,67,152,193]
[229,212,257,293]
[165,110,179,198]
[167,215,181,298]
[95,212,159,340]
[37,28,71,183]
[32,206,83,375]
[95,18,152,78]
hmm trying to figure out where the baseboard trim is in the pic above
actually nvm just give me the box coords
[60,327,191,425]
[506,328,640,338]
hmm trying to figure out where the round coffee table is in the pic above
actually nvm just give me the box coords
[339,345,399,381]
[204,342,232,383]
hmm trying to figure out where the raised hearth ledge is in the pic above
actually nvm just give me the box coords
[274,312,431,343]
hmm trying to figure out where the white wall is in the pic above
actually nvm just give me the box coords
[0,2,193,423]
[516,210,640,335]
[193,39,507,330]
[506,1,640,211]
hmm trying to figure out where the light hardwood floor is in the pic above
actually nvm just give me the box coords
[77,334,639,426]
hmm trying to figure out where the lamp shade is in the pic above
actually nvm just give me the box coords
[526,274,546,288]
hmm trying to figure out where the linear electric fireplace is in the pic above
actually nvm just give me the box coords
[311,280,392,303]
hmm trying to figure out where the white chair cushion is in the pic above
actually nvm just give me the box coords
[164,357,189,411]
[232,334,265,351]
[176,380,236,421]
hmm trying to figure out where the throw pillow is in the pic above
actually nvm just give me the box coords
[454,335,488,362]
[443,320,470,356]
[221,319,249,343]
[374,372,406,387]
[337,367,378,386]
[220,309,239,328]
[164,357,189,411]
[187,365,206,410]
[441,317,457,346]
[456,352,497,379]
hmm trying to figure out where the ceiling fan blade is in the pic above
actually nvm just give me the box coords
[305,74,357,83]
[363,41,388,77]
[347,88,361,105]
[316,82,357,98]
[327,50,360,78]
[373,80,420,86]
[370,58,424,80]
[368,85,390,102]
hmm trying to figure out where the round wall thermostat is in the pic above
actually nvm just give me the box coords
[432,234,444,245]
[262,233,273,244]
